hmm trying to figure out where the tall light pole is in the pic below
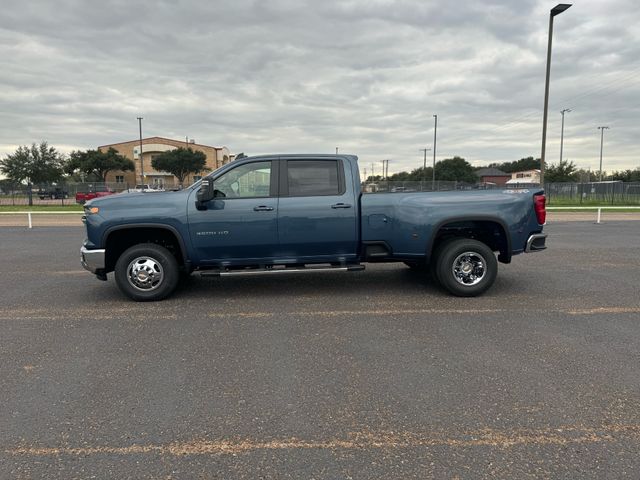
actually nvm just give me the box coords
[137,117,144,186]
[432,114,438,191]
[540,3,572,188]
[597,126,609,181]
[559,108,571,163]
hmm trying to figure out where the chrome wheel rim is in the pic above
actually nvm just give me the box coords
[127,256,164,291]
[451,251,486,286]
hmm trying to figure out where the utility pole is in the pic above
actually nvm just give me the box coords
[419,148,431,189]
[137,117,144,186]
[371,163,375,179]
[432,114,438,191]
[559,108,571,163]
[381,159,391,180]
[597,126,609,181]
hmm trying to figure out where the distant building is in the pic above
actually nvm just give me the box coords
[475,168,511,186]
[507,169,541,185]
[98,136,232,188]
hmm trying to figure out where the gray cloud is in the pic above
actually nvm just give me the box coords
[0,0,638,176]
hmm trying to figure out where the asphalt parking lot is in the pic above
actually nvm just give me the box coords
[1,220,639,479]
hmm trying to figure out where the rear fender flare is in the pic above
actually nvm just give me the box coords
[426,216,511,264]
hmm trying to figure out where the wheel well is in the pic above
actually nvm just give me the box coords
[104,227,185,272]
[430,220,510,263]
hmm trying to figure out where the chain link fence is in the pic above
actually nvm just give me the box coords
[362,180,640,205]
[2,180,638,206]
[545,182,640,205]
[0,182,130,206]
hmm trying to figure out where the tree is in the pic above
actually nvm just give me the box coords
[151,147,208,186]
[435,157,476,183]
[0,141,64,184]
[545,159,578,182]
[487,156,540,173]
[608,169,640,182]
[575,169,598,183]
[66,147,135,183]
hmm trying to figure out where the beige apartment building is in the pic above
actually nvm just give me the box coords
[98,136,233,188]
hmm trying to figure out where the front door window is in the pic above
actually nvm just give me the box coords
[214,162,272,198]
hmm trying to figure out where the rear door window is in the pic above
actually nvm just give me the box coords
[286,160,342,196]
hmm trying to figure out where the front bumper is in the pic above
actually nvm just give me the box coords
[525,233,547,253]
[80,246,106,273]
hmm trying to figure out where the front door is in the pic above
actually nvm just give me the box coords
[187,160,278,264]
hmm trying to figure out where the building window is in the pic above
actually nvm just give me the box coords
[115,175,124,183]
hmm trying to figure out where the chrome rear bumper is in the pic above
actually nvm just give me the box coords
[525,233,547,253]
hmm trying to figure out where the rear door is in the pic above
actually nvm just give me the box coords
[277,158,358,261]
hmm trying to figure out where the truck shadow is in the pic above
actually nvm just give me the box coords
[175,265,441,300]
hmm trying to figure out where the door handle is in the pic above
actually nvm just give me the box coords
[331,203,352,209]
[253,205,274,211]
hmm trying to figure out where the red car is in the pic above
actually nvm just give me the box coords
[75,185,116,204]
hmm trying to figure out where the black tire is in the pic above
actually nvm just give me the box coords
[434,238,497,297]
[114,243,179,301]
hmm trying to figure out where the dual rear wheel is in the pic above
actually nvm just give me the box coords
[432,238,498,297]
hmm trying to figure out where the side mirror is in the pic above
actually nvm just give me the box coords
[195,178,214,210]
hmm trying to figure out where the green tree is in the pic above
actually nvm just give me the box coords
[151,147,208,186]
[487,156,540,173]
[66,147,135,182]
[545,159,578,182]
[608,168,640,182]
[0,141,64,184]
[435,156,476,182]
[575,169,598,183]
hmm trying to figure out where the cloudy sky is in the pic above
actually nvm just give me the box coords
[1,0,638,176]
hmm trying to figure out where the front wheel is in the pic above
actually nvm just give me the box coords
[434,238,497,297]
[114,243,179,301]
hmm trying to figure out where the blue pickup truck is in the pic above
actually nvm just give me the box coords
[81,154,547,301]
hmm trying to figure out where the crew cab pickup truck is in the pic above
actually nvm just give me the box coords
[80,154,546,301]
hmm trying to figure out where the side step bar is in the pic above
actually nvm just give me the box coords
[200,264,365,277]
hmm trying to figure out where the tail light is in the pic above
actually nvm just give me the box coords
[534,194,546,225]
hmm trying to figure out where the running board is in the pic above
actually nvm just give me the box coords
[200,264,365,277]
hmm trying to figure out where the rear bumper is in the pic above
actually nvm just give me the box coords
[80,246,105,273]
[525,233,547,253]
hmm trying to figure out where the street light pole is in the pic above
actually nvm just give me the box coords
[597,126,609,181]
[540,3,572,188]
[137,117,144,186]
[432,114,437,191]
[559,108,571,163]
